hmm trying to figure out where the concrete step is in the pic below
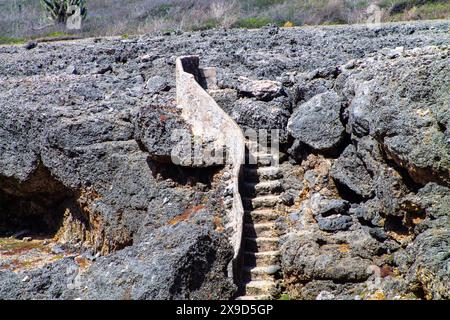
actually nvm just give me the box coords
[243,280,274,296]
[242,195,280,210]
[243,265,281,281]
[247,153,280,167]
[236,295,271,300]
[244,210,278,223]
[245,139,276,149]
[244,237,279,252]
[242,180,283,197]
[244,166,282,182]
[244,222,277,238]
[244,250,280,267]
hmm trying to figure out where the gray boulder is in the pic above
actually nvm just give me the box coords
[0,258,80,300]
[281,232,372,282]
[316,215,353,232]
[236,76,285,101]
[318,199,350,217]
[340,45,450,186]
[394,226,449,300]
[227,97,291,144]
[330,145,374,199]
[80,221,236,300]
[0,220,236,300]
[288,91,345,153]
[145,75,170,95]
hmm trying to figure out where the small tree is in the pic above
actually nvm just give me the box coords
[40,0,87,26]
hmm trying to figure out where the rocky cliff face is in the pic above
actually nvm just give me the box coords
[0,20,448,300]
[281,44,449,300]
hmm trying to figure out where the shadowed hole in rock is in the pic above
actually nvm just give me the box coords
[333,179,366,204]
[380,146,422,192]
[180,56,208,90]
[384,215,410,236]
[411,282,427,300]
[146,158,223,189]
[404,208,427,227]
[0,163,98,249]
[437,121,446,134]
[0,164,71,238]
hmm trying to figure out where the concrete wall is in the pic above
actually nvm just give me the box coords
[176,56,245,281]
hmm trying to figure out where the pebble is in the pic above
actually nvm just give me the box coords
[13,230,29,239]
[343,59,357,69]
[221,172,231,181]
[51,245,65,255]
[316,291,336,300]
[67,65,78,75]
[24,41,37,50]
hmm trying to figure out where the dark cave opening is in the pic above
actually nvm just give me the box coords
[0,164,78,239]
[333,179,367,204]
[411,282,427,300]
[384,215,410,236]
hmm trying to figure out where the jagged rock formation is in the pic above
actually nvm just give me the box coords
[0,20,449,300]
[281,44,449,300]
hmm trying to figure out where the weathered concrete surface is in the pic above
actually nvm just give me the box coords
[176,56,245,280]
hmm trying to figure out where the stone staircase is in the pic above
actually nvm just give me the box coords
[236,139,283,300]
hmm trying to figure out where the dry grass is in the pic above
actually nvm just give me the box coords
[0,0,447,42]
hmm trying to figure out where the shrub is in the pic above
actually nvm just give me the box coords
[2,0,448,39]
[233,17,274,28]
[249,0,285,9]
[385,0,450,21]
[192,18,220,31]
[278,293,291,300]
[0,36,25,45]
[150,4,173,17]
[414,1,450,19]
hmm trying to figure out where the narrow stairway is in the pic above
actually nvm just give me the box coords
[236,139,283,300]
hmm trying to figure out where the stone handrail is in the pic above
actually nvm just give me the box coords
[176,56,245,282]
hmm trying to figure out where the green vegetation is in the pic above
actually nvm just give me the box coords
[234,17,276,29]
[0,31,73,46]
[191,18,220,31]
[278,293,291,300]
[392,1,450,20]
[416,2,450,19]
[42,31,71,38]
[0,36,25,45]
[0,0,448,40]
